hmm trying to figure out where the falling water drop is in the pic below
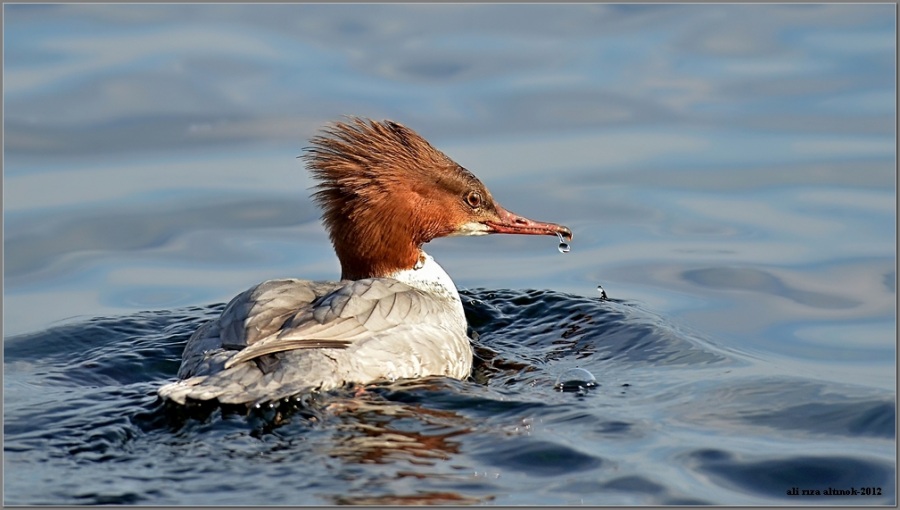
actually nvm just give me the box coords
[556,232,571,253]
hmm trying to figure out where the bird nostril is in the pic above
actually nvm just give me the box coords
[514,217,527,225]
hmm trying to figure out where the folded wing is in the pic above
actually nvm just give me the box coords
[221,278,433,368]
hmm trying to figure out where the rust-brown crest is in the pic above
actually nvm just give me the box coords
[303,117,494,280]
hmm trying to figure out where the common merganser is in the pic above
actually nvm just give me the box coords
[158,118,572,405]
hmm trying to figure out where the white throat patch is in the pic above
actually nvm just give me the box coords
[448,221,490,236]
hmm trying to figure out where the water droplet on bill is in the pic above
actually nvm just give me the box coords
[556,232,571,253]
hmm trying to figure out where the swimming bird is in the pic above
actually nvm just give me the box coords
[158,118,572,405]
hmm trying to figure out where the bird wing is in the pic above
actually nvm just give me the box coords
[221,278,437,368]
[217,278,340,348]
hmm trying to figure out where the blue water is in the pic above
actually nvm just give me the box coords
[4,4,896,505]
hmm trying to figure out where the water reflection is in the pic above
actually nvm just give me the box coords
[323,389,471,466]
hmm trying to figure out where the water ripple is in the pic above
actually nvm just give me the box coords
[4,288,893,504]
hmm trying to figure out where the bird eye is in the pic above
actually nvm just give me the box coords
[465,191,482,209]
